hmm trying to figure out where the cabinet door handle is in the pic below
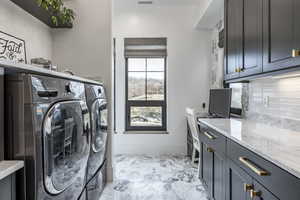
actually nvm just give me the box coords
[206,147,214,153]
[203,131,216,140]
[292,49,300,58]
[250,189,261,199]
[239,157,270,176]
[243,183,253,192]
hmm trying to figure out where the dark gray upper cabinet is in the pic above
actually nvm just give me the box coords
[262,0,298,72]
[225,0,300,81]
[225,0,242,80]
[240,0,263,77]
[225,0,263,80]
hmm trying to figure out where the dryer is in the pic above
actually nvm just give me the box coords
[5,74,90,200]
[85,84,108,200]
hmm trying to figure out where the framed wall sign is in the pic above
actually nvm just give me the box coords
[0,31,27,63]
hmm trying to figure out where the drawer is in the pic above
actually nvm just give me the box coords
[227,139,300,200]
[198,122,226,156]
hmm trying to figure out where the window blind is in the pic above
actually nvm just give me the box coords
[124,38,167,58]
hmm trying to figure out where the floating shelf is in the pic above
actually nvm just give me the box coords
[10,0,73,28]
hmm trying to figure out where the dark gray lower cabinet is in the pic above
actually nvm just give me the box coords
[0,174,16,200]
[213,152,225,200]
[252,180,278,200]
[226,160,279,200]
[198,122,300,200]
[202,144,213,195]
[226,160,251,200]
[201,143,225,200]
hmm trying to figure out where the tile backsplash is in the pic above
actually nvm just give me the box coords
[245,75,300,131]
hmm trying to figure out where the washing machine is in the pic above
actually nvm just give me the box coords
[5,74,91,200]
[84,84,108,200]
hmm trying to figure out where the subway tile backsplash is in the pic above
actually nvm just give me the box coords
[245,76,300,131]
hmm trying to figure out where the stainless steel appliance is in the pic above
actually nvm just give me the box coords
[84,84,108,200]
[5,74,91,200]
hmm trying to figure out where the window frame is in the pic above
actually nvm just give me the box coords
[125,57,167,131]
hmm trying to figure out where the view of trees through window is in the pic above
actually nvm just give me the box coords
[127,58,166,129]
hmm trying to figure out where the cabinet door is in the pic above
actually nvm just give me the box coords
[240,0,263,77]
[226,161,252,200]
[225,0,243,80]
[251,180,279,200]
[213,151,225,200]
[263,0,300,72]
[202,144,213,196]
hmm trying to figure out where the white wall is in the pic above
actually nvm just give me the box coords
[52,0,113,181]
[113,1,211,155]
[210,20,224,89]
[0,1,52,61]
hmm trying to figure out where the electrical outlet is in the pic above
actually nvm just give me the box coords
[263,96,270,107]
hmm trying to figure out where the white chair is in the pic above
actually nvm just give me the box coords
[186,107,201,169]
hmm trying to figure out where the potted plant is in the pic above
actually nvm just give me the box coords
[35,0,75,27]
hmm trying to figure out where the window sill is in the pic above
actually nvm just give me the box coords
[123,131,169,135]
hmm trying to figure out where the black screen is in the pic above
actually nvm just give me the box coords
[209,88,232,118]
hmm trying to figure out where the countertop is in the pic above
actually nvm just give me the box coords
[198,118,300,179]
[0,60,102,85]
[0,161,24,181]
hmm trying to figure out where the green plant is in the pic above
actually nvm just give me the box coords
[36,0,75,26]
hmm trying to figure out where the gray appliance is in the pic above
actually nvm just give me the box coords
[84,84,108,200]
[5,74,91,200]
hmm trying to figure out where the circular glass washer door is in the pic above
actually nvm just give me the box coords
[43,101,90,195]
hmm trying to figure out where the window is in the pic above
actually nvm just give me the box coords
[126,57,167,131]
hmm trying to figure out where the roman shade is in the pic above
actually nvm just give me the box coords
[124,38,167,58]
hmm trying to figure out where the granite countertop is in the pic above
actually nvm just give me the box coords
[0,60,102,85]
[0,161,24,180]
[198,118,300,179]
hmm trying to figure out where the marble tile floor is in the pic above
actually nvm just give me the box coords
[99,154,209,200]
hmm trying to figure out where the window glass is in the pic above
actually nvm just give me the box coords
[147,72,164,100]
[128,58,146,71]
[130,106,162,127]
[128,72,146,100]
[147,58,165,71]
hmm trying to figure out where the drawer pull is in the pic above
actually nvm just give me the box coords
[250,189,261,199]
[203,131,216,140]
[243,183,253,192]
[206,147,214,153]
[239,157,270,176]
[292,49,300,58]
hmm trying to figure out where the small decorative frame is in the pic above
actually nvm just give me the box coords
[0,31,27,64]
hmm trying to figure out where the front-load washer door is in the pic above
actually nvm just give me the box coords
[43,101,90,195]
